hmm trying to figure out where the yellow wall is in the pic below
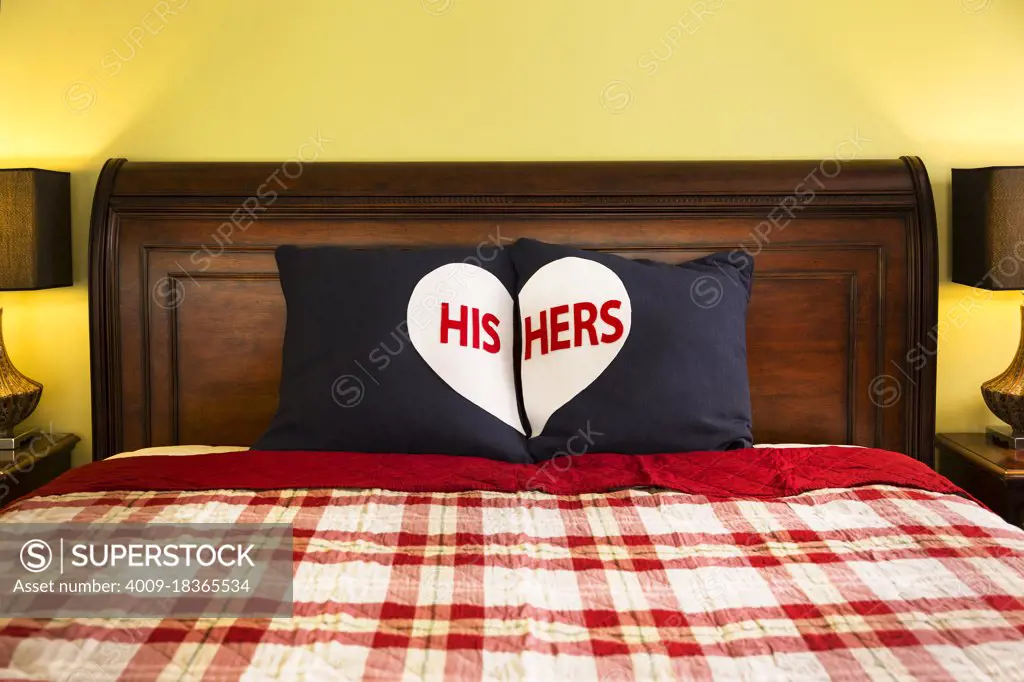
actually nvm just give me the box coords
[1,0,1023,464]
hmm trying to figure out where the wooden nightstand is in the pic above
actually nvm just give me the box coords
[0,433,78,508]
[935,433,1024,527]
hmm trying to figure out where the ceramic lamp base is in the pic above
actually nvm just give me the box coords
[986,425,1024,451]
[0,309,44,444]
[0,426,41,450]
[982,302,1024,448]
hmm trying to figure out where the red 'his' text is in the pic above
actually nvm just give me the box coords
[524,300,624,360]
[440,303,501,353]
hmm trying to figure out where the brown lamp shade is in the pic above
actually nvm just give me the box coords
[952,166,1024,291]
[0,169,72,290]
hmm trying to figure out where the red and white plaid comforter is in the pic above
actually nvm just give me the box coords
[1,447,1023,681]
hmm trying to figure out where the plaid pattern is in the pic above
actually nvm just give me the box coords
[1,483,1024,680]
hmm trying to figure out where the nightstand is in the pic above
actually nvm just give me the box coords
[0,433,78,508]
[935,433,1024,527]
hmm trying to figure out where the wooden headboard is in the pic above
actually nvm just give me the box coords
[89,158,937,463]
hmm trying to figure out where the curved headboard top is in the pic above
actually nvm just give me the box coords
[89,158,937,462]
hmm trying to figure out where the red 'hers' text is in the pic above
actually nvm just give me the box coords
[524,300,625,361]
[440,302,501,354]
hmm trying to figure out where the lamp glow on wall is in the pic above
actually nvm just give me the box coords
[0,169,72,449]
[952,166,1024,449]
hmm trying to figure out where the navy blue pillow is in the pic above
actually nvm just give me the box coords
[253,245,530,463]
[510,239,753,460]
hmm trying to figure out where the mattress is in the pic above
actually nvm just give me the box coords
[104,443,862,459]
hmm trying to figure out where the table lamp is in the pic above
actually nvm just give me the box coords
[0,169,72,449]
[952,166,1024,449]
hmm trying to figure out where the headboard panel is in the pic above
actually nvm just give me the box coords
[89,159,937,462]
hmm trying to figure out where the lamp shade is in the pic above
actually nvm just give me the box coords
[952,166,1024,291]
[0,169,72,291]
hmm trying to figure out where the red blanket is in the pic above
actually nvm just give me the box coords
[31,446,971,501]
[5,447,1022,681]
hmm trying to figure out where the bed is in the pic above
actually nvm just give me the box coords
[4,158,1024,681]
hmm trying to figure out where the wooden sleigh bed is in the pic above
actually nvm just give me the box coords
[12,158,1021,682]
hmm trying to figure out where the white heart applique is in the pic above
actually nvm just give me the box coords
[519,257,632,436]
[408,263,525,434]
